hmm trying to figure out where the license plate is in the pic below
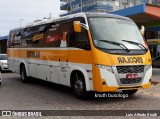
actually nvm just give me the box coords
[126,74,138,79]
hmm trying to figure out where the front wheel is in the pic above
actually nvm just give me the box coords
[122,89,138,95]
[20,65,28,83]
[71,72,88,99]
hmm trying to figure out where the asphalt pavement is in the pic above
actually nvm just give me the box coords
[0,70,159,119]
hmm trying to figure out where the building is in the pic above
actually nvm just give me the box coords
[111,4,160,59]
[60,0,160,16]
[0,36,8,54]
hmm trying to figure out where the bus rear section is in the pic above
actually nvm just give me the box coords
[7,13,152,99]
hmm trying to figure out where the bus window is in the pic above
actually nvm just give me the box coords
[59,22,73,48]
[14,30,23,47]
[8,31,15,48]
[69,26,90,50]
[45,22,60,47]
[38,25,46,32]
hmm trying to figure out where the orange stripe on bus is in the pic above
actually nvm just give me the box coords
[7,49,92,64]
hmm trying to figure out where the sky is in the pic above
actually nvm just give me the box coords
[0,0,63,36]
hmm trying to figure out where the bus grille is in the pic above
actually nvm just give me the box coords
[116,65,144,74]
[120,78,142,84]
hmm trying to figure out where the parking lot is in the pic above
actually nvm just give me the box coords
[0,68,159,118]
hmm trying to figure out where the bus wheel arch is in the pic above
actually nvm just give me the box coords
[70,70,89,99]
[20,63,28,83]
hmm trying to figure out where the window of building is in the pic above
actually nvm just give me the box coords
[95,9,105,13]
[129,3,134,7]
[148,0,153,4]
[115,1,120,6]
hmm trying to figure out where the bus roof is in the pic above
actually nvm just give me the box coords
[10,12,132,31]
[85,12,132,21]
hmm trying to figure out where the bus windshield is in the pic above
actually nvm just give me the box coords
[89,17,145,50]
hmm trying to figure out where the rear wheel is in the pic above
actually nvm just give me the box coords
[71,71,88,99]
[122,89,138,95]
[20,64,28,83]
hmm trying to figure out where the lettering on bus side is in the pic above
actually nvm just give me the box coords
[27,51,40,58]
[117,57,143,64]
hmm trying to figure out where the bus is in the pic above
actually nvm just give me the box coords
[7,13,152,99]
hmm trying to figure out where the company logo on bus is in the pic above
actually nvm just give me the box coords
[118,57,143,64]
[27,51,40,58]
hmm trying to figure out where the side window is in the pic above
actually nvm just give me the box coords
[14,30,23,47]
[32,26,41,47]
[9,24,49,48]
[59,21,73,48]
[69,18,91,50]
[20,27,34,47]
[9,29,25,48]
[34,24,48,47]
[8,31,15,48]
[45,22,60,47]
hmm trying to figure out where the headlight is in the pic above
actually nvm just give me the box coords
[95,64,114,73]
[146,64,152,71]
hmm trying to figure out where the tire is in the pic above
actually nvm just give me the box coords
[122,89,138,95]
[20,64,28,83]
[71,71,89,99]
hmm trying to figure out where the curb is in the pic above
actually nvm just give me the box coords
[153,68,160,70]
[151,81,160,85]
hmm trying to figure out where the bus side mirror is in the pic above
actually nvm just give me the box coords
[73,21,81,33]
[140,25,145,36]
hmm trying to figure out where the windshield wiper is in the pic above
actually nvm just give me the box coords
[122,40,147,51]
[99,40,130,52]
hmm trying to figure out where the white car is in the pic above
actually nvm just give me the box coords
[0,54,9,71]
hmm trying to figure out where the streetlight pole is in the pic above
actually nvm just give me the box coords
[20,19,24,26]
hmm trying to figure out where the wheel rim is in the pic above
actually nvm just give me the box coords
[74,73,84,94]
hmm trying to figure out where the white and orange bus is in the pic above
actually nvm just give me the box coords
[7,13,152,99]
